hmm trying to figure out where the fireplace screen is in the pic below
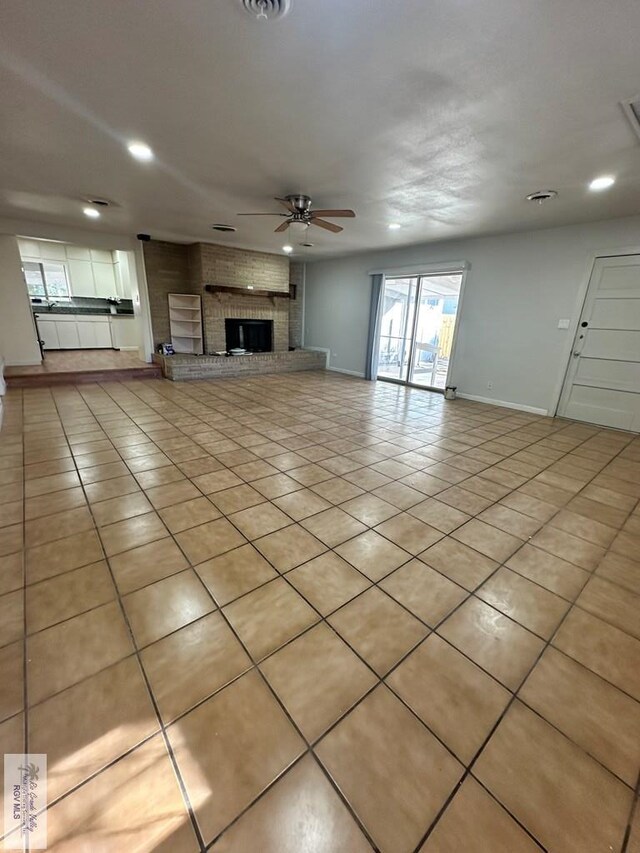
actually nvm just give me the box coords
[225,318,273,352]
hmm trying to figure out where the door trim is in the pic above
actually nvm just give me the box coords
[552,245,640,416]
[376,266,469,392]
[555,250,640,421]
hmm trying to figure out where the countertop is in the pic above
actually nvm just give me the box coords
[32,307,134,316]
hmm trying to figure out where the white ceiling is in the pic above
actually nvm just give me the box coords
[0,0,639,258]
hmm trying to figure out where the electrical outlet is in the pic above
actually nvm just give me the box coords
[487,381,494,390]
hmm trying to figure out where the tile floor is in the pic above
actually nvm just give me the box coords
[0,372,639,852]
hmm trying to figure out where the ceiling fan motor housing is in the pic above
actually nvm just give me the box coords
[241,0,291,20]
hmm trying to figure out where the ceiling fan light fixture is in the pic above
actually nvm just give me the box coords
[241,0,291,20]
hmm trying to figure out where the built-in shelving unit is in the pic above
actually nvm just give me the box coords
[168,293,203,354]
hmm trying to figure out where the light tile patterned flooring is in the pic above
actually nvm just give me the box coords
[0,372,639,852]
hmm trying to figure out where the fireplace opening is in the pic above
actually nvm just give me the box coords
[225,318,273,352]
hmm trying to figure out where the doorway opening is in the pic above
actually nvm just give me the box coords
[377,272,463,390]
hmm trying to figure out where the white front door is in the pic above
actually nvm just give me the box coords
[558,255,640,431]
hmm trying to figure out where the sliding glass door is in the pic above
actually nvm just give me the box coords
[377,272,463,390]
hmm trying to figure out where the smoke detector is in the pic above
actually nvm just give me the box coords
[526,190,558,204]
[240,0,291,20]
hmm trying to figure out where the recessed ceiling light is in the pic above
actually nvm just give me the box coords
[589,175,615,191]
[388,223,402,230]
[127,141,154,162]
[83,207,100,219]
[282,245,293,253]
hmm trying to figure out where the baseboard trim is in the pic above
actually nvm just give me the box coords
[303,347,330,368]
[327,366,366,378]
[456,392,548,416]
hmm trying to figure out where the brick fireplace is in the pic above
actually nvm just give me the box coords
[190,242,291,353]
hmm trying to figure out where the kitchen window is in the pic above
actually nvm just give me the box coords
[23,261,71,300]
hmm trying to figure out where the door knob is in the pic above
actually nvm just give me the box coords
[573,351,581,357]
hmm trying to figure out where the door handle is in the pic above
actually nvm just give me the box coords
[572,351,581,357]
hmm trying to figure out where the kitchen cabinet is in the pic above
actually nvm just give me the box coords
[36,319,60,350]
[56,319,80,349]
[37,314,115,350]
[67,259,96,297]
[77,320,112,348]
[93,263,117,297]
[110,316,138,349]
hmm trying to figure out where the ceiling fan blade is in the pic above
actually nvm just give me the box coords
[274,197,297,213]
[311,218,343,233]
[310,209,356,218]
[274,220,291,233]
[237,212,289,216]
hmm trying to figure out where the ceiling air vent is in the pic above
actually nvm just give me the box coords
[621,96,640,142]
[211,224,237,232]
[526,190,558,204]
[240,0,291,20]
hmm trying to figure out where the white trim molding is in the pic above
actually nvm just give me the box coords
[367,260,470,277]
[456,392,548,416]
[329,366,366,378]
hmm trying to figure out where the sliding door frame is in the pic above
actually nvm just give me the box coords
[374,261,469,392]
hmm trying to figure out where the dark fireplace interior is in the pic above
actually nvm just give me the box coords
[225,318,273,352]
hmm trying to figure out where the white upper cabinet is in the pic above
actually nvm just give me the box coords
[93,262,117,297]
[90,249,112,264]
[39,242,67,261]
[17,238,41,257]
[67,259,96,296]
[66,245,91,261]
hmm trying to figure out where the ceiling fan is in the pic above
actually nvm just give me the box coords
[237,194,356,234]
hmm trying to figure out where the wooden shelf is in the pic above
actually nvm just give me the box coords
[205,285,291,299]
[168,293,203,354]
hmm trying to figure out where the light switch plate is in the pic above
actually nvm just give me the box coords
[557,318,570,329]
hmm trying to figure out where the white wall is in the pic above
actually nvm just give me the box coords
[0,235,42,366]
[304,214,640,415]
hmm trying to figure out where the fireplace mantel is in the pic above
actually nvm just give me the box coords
[205,285,291,300]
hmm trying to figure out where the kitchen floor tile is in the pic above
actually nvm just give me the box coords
[552,606,640,700]
[287,551,370,615]
[420,537,499,590]
[374,513,443,555]
[45,736,199,852]
[328,587,428,675]
[26,560,115,633]
[28,657,158,802]
[301,507,367,547]
[253,523,327,572]
[27,601,134,705]
[474,701,632,853]
[476,566,570,638]
[388,633,510,764]
[519,647,640,786]
[175,517,246,564]
[335,530,411,581]
[210,754,372,852]
[110,537,189,594]
[438,597,544,690]
[223,577,319,660]
[169,670,305,843]
[123,569,214,648]
[261,623,376,741]
[381,559,467,626]
[316,685,463,853]
[141,611,251,722]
